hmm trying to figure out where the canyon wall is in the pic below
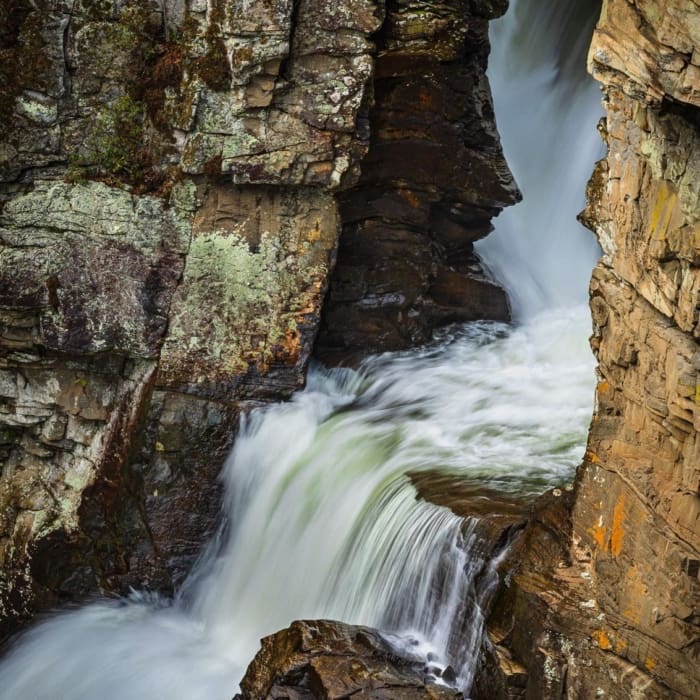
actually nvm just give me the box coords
[6,2,696,696]
[477,1,700,697]
[315,0,517,360]
[0,0,515,639]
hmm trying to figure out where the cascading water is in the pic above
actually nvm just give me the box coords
[478,0,604,319]
[0,1,603,698]
[0,319,595,699]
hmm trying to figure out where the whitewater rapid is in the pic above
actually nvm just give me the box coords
[0,0,604,697]
[0,305,596,699]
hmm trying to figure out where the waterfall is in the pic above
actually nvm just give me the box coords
[478,0,603,319]
[0,316,596,699]
[0,2,603,698]
[0,313,598,698]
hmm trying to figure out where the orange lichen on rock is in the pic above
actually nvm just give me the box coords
[306,225,322,242]
[592,629,613,651]
[585,450,602,464]
[591,516,607,550]
[648,181,678,242]
[273,328,302,365]
[610,494,626,557]
[399,189,421,209]
[614,637,627,654]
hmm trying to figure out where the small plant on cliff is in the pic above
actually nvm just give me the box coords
[90,95,145,180]
[68,94,155,186]
[191,0,232,91]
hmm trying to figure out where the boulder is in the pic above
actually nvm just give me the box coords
[235,619,463,700]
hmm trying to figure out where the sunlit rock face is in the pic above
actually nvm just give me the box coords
[477,2,700,697]
[0,0,516,638]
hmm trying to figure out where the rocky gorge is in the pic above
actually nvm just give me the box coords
[0,0,518,639]
[0,0,698,699]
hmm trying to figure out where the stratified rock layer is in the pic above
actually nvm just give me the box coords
[316,0,517,361]
[0,0,378,636]
[0,0,515,638]
[235,619,463,700]
[476,2,700,697]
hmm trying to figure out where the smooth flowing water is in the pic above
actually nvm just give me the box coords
[0,1,603,698]
[0,308,595,699]
[478,0,603,318]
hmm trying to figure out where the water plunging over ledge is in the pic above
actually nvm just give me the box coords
[0,1,603,697]
[479,0,603,318]
[0,308,596,699]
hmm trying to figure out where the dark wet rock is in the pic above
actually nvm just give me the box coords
[235,619,463,700]
[409,471,528,554]
[0,0,520,640]
[0,0,377,636]
[315,0,518,362]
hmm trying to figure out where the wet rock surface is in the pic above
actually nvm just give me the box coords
[476,3,700,697]
[234,619,463,700]
[410,470,528,553]
[0,0,378,636]
[315,0,517,362]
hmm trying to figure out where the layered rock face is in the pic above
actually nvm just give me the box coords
[235,619,463,699]
[477,2,700,697]
[0,0,376,636]
[0,0,514,639]
[316,0,518,360]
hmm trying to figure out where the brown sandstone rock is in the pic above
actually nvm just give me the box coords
[589,0,700,107]
[235,619,463,700]
[477,3,700,697]
[410,471,528,553]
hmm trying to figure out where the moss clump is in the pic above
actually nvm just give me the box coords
[0,427,19,444]
[192,0,231,91]
[195,35,231,91]
[136,40,184,132]
[69,92,174,194]
[74,94,146,182]
[0,0,50,125]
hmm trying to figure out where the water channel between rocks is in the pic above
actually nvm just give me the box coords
[0,1,604,698]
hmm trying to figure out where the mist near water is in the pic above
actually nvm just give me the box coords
[0,1,604,698]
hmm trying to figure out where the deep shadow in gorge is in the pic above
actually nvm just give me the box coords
[314,0,518,363]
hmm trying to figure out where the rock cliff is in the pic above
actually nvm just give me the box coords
[0,0,372,637]
[315,0,518,360]
[0,0,515,639]
[476,2,700,697]
[6,2,695,697]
